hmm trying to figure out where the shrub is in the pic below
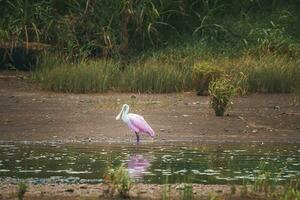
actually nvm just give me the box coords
[17,181,27,200]
[208,76,235,116]
[192,62,223,96]
[104,164,133,198]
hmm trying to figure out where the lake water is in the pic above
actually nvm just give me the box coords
[0,142,299,184]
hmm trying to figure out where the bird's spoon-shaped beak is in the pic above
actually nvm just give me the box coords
[116,110,122,120]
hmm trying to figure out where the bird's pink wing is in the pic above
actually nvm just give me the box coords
[128,114,155,137]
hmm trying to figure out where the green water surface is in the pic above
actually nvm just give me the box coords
[0,142,299,184]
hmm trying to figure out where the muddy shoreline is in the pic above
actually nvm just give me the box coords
[0,182,262,200]
[1,71,300,144]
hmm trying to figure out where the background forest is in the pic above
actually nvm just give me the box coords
[1,0,300,93]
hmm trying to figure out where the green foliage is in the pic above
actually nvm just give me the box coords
[17,181,27,200]
[192,62,223,95]
[34,53,192,93]
[208,77,236,116]
[181,183,193,200]
[1,0,300,60]
[253,163,279,196]
[162,175,171,200]
[279,187,300,200]
[229,54,300,93]
[104,164,133,198]
[121,63,191,93]
[34,56,120,93]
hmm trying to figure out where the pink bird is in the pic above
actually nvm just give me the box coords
[116,104,155,144]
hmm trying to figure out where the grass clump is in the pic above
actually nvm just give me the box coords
[103,164,133,198]
[279,177,300,200]
[192,62,223,96]
[252,163,278,197]
[227,54,300,94]
[121,63,192,93]
[162,175,171,200]
[34,57,120,93]
[208,76,236,116]
[34,53,193,93]
[33,44,300,95]
[17,181,27,200]
[181,183,193,200]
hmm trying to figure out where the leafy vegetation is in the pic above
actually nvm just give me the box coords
[1,0,299,94]
[181,183,193,200]
[162,175,171,200]
[192,62,223,95]
[103,164,133,198]
[208,76,236,116]
[17,181,27,200]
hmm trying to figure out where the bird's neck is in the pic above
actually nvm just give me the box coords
[121,109,129,123]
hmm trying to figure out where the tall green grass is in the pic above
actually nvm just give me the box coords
[227,54,300,93]
[34,53,193,93]
[34,56,120,93]
[121,63,192,93]
[34,46,300,94]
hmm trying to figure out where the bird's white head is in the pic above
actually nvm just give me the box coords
[116,104,129,120]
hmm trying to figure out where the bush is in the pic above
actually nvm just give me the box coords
[208,77,235,116]
[104,164,133,198]
[192,62,223,96]
[17,181,27,200]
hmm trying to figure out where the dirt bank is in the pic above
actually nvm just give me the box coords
[0,71,299,143]
[0,182,266,200]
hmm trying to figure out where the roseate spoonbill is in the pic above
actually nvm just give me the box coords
[116,104,155,144]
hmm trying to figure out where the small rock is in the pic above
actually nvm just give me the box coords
[189,122,193,125]
[182,114,189,117]
[159,129,165,132]
[274,106,280,110]
[53,136,58,138]
[252,129,258,133]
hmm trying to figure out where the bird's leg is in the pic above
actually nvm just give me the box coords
[135,132,140,144]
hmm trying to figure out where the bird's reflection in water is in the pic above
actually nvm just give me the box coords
[128,154,151,181]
